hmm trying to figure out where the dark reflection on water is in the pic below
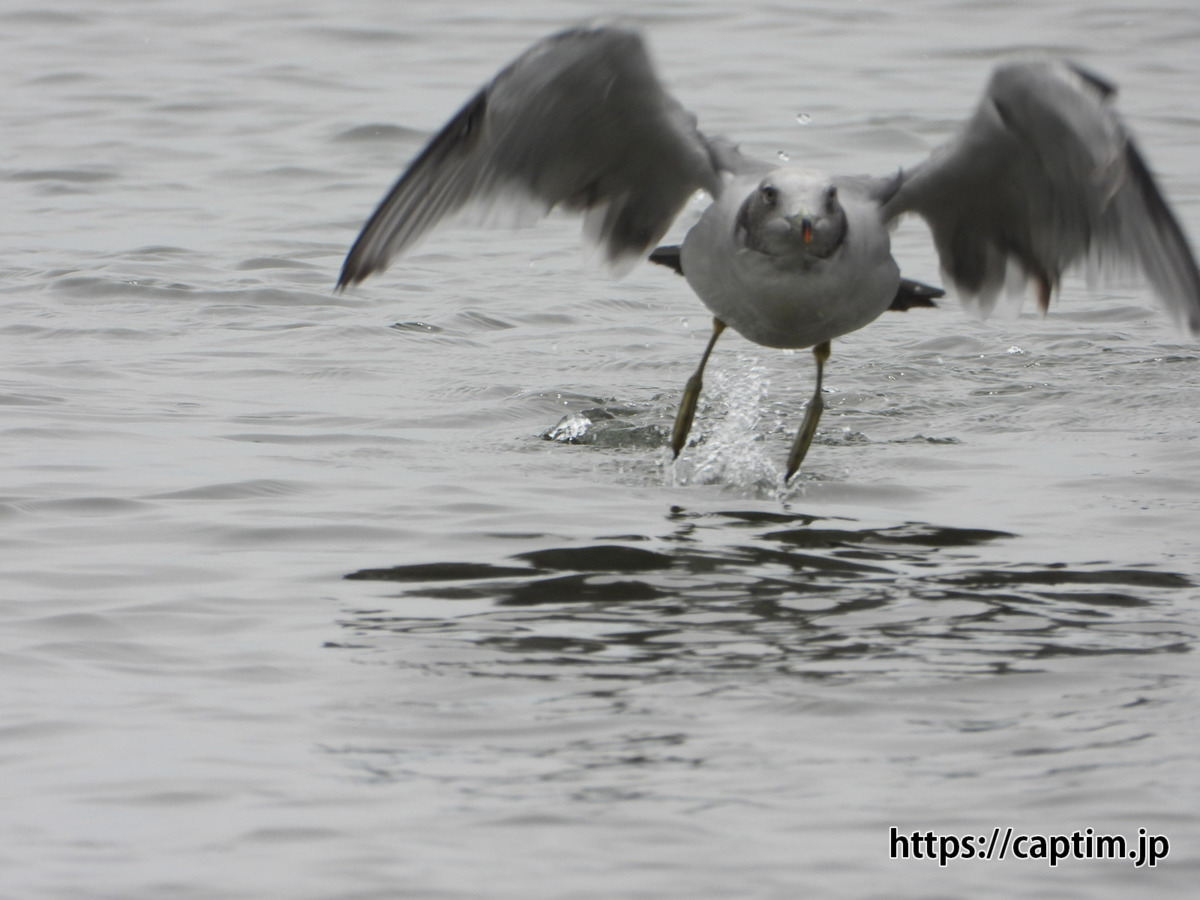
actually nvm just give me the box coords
[339,510,1193,678]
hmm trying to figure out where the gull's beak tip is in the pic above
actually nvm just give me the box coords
[788,212,814,245]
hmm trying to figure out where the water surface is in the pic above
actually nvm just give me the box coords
[3,1,1200,897]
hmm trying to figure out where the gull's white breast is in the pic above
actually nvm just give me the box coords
[680,177,900,349]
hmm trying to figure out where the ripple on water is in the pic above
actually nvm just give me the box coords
[340,510,1193,682]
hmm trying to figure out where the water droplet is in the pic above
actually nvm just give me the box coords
[776,150,789,162]
[796,112,812,125]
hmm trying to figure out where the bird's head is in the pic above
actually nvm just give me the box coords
[736,170,847,263]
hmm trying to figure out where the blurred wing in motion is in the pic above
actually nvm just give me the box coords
[338,25,725,288]
[883,58,1200,332]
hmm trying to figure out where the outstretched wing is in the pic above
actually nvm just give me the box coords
[882,58,1200,332]
[338,25,724,288]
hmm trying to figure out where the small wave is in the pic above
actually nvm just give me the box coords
[147,479,312,501]
[7,168,116,184]
[235,257,322,272]
[12,496,151,517]
[332,123,425,143]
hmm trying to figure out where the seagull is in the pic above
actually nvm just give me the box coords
[338,24,1200,480]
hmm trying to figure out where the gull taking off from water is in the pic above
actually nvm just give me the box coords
[338,25,1200,480]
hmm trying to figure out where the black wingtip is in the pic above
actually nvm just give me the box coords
[335,259,361,293]
[1067,62,1118,100]
[648,244,685,276]
[334,264,359,294]
[889,277,944,311]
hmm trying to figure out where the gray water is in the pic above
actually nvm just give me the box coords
[4,1,1200,897]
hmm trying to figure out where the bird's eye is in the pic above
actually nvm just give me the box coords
[760,184,779,207]
[824,185,838,212]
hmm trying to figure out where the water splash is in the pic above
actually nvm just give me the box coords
[543,411,594,443]
[673,360,781,491]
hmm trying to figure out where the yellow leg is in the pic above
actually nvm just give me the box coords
[785,340,831,481]
[671,318,726,458]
